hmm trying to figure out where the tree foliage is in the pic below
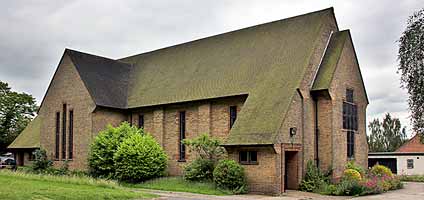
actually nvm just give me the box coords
[0,81,37,153]
[367,113,408,152]
[398,8,424,141]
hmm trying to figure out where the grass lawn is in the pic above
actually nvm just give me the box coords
[128,177,233,195]
[0,170,156,200]
[399,175,424,182]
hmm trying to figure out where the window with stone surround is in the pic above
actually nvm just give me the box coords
[55,112,60,160]
[229,106,237,128]
[179,111,186,161]
[239,151,257,164]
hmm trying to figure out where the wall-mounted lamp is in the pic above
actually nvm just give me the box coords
[290,127,297,137]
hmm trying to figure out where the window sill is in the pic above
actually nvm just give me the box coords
[240,162,258,165]
[177,159,186,162]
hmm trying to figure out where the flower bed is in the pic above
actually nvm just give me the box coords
[300,161,403,196]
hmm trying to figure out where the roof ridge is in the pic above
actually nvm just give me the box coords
[65,48,132,66]
[119,7,334,60]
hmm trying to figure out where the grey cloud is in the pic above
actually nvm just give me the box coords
[0,0,422,134]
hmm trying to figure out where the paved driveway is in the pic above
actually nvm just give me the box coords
[147,182,424,200]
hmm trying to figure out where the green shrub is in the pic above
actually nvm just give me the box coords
[333,179,365,196]
[343,169,362,181]
[399,175,424,182]
[88,122,138,178]
[387,176,403,190]
[113,132,167,182]
[31,149,52,172]
[316,183,337,195]
[183,133,225,162]
[183,158,214,181]
[213,159,247,194]
[370,164,393,177]
[299,160,331,192]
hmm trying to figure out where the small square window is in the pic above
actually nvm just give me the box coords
[239,151,258,165]
[250,151,257,162]
[407,159,414,169]
[240,152,248,163]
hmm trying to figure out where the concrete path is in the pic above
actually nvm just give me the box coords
[144,182,424,200]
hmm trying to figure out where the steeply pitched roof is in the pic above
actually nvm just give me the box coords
[8,116,41,149]
[35,8,343,145]
[119,8,335,145]
[67,49,132,109]
[312,30,348,91]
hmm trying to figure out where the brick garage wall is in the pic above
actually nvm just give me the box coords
[329,34,368,178]
[38,53,96,170]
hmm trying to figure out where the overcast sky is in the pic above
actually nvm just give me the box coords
[0,0,422,136]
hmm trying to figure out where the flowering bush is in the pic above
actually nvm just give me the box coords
[343,169,362,181]
[360,173,403,195]
[346,161,365,176]
[370,165,393,177]
[307,161,403,196]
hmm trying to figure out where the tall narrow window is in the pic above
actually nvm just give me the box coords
[343,89,357,159]
[229,106,237,128]
[343,102,358,131]
[346,89,354,103]
[179,111,186,161]
[55,112,60,160]
[138,114,144,129]
[62,104,67,160]
[68,110,73,160]
[347,131,355,159]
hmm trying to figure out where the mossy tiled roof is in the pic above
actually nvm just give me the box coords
[312,30,348,91]
[8,116,41,149]
[34,8,340,145]
[120,8,334,145]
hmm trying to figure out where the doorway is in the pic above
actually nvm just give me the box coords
[284,151,299,191]
[18,152,24,166]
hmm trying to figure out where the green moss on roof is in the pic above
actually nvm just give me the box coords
[8,116,41,149]
[119,8,335,145]
[312,30,349,91]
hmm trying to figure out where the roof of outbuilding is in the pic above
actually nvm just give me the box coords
[67,49,132,109]
[8,116,41,149]
[396,134,424,153]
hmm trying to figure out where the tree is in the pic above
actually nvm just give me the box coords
[0,81,37,153]
[367,113,408,152]
[398,8,424,141]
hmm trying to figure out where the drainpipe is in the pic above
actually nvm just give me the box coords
[296,89,305,175]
